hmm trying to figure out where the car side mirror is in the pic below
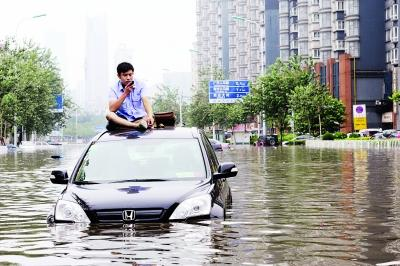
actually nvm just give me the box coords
[50,170,69,184]
[213,162,238,180]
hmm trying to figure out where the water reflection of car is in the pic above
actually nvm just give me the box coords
[282,134,315,145]
[209,139,230,151]
[47,127,237,224]
[255,135,278,146]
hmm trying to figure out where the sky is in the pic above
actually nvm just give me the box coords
[0,0,196,103]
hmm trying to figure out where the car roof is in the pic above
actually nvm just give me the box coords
[94,127,201,142]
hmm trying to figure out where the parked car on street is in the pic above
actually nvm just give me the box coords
[209,139,230,151]
[359,128,382,137]
[255,135,278,146]
[47,127,237,224]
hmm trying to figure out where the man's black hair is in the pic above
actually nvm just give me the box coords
[117,62,134,75]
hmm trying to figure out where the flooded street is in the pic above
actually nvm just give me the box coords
[1,144,400,265]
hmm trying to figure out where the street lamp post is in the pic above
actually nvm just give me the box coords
[232,15,266,136]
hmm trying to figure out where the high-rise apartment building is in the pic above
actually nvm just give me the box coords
[386,0,400,129]
[195,0,279,83]
[281,0,391,131]
[196,0,397,131]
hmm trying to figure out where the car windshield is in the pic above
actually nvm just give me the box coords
[74,138,207,183]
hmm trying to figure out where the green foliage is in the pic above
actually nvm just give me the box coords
[290,83,345,136]
[322,132,335,140]
[334,132,347,139]
[390,91,400,103]
[242,56,316,144]
[348,133,361,138]
[249,134,258,145]
[152,85,189,125]
[0,38,72,136]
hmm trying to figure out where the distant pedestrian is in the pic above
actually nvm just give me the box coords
[0,136,5,146]
[106,62,154,130]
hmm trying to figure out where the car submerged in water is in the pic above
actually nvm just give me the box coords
[47,127,237,224]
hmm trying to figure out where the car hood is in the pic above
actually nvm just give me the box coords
[64,180,210,210]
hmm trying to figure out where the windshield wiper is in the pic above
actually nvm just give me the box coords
[74,180,100,185]
[110,178,167,183]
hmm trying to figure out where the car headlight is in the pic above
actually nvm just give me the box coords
[169,194,212,220]
[55,199,90,223]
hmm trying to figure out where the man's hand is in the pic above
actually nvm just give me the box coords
[145,114,154,128]
[123,81,134,95]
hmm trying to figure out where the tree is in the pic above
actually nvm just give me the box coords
[390,91,400,103]
[0,39,72,137]
[243,56,316,143]
[289,83,345,136]
[152,85,190,126]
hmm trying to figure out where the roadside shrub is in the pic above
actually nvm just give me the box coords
[334,132,347,139]
[250,135,258,145]
[322,132,335,140]
[348,133,360,138]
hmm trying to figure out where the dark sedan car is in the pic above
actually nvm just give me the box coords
[255,135,278,146]
[47,127,237,224]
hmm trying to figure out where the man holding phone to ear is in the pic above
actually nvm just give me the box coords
[106,62,154,130]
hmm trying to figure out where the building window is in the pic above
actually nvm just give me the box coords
[346,41,360,57]
[279,17,289,30]
[346,0,359,16]
[312,49,320,59]
[311,13,320,23]
[391,26,399,42]
[392,48,399,64]
[393,4,399,20]
[312,0,319,6]
[312,31,320,40]
[346,20,359,37]
[290,23,298,32]
[336,20,345,31]
[334,40,345,50]
[387,51,391,63]
[336,1,344,11]
[386,30,391,42]
[386,8,391,20]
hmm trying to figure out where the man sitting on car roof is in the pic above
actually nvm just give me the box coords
[106,62,154,130]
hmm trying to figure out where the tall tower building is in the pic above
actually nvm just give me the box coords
[85,15,109,114]
[195,0,279,84]
[280,0,389,131]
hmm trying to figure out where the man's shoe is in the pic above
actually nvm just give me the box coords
[137,120,148,131]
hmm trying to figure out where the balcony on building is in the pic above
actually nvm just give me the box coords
[333,40,345,51]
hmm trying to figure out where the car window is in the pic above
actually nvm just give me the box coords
[74,139,206,182]
[202,134,219,172]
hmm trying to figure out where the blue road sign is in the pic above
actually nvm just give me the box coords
[52,94,63,113]
[209,80,250,103]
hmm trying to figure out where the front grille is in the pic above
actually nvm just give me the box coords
[91,209,165,223]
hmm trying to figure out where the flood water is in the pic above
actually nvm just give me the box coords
[1,144,400,265]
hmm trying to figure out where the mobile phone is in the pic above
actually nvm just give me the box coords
[129,80,134,86]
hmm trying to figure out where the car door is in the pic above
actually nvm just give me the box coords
[200,133,230,210]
